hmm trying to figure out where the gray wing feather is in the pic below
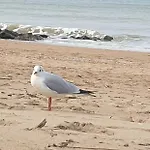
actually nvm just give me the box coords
[43,72,79,94]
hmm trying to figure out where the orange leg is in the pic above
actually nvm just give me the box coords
[48,97,52,111]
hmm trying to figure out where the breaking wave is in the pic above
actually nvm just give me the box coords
[0,23,150,52]
[0,23,109,40]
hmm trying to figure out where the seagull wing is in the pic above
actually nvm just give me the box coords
[43,72,80,94]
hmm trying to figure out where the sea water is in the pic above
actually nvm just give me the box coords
[0,0,150,52]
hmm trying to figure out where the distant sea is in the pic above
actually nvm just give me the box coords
[0,0,150,52]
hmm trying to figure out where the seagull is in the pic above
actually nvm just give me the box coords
[30,65,94,111]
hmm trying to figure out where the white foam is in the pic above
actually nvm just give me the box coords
[0,23,7,30]
[0,23,106,39]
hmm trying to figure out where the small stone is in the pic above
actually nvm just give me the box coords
[124,144,129,147]
[8,94,12,97]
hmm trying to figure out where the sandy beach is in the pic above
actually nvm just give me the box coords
[0,40,150,150]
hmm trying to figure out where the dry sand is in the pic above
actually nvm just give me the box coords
[0,40,150,150]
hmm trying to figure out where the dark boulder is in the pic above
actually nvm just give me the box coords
[0,29,48,41]
[70,34,113,42]
[70,35,92,40]
[38,34,48,38]
[102,35,113,41]
[15,33,44,41]
[0,29,19,39]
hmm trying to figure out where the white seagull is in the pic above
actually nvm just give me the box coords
[30,65,94,111]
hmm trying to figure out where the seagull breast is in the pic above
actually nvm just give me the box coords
[31,74,57,97]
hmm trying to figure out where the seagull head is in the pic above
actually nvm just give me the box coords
[32,65,44,75]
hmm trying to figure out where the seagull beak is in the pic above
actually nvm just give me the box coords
[34,71,37,75]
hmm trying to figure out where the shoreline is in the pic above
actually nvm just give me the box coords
[1,22,150,53]
[1,39,150,55]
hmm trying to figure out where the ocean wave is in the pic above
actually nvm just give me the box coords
[1,23,148,42]
[0,23,112,41]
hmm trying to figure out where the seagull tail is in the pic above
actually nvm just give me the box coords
[78,89,96,97]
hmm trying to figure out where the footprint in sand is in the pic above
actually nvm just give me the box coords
[54,121,114,136]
